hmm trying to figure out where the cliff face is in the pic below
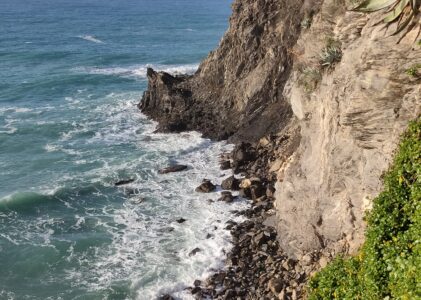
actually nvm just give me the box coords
[141,0,421,261]
[273,0,421,258]
[141,0,322,141]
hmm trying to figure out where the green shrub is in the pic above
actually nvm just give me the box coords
[308,117,421,300]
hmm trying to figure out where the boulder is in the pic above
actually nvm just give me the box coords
[189,247,202,256]
[195,179,216,193]
[220,160,231,170]
[218,191,235,203]
[115,179,135,186]
[176,218,187,223]
[250,184,266,200]
[158,164,188,174]
[221,176,240,190]
[194,279,202,287]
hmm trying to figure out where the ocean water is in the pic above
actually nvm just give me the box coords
[0,1,247,299]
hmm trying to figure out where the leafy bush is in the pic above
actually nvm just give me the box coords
[308,117,421,300]
[353,0,421,42]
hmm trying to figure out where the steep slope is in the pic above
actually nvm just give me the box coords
[274,0,420,260]
[140,0,322,141]
[141,0,421,298]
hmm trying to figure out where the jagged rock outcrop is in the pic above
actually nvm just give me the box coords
[140,0,323,141]
[140,0,421,270]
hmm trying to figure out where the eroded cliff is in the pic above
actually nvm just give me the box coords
[141,0,322,141]
[141,0,421,293]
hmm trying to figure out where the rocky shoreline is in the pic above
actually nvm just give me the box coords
[156,137,314,300]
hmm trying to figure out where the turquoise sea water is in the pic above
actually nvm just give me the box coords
[0,1,247,299]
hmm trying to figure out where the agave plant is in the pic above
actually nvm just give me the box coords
[353,0,421,42]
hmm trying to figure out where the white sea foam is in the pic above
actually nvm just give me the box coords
[77,35,105,44]
[1,90,248,299]
[0,127,17,135]
[75,63,199,79]
[44,144,59,152]
[14,107,32,113]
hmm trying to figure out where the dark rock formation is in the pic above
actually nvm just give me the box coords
[158,164,188,174]
[114,179,135,186]
[189,247,201,257]
[139,0,317,142]
[221,176,240,191]
[219,160,231,170]
[218,191,235,203]
[195,179,216,193]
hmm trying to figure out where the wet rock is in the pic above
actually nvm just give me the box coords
[191,286,201,294]
[218,191,235,203]
[194,279,202,287]
[189,247,201,256]
[239,188,252,199]
[158,164,188,174]
[176,218,187,223]
[115,179,135,186]
[250,184,265,200]
[220,160,231,170]
[158,295,174,300]
[195,179,216,193]
[221,176,240,190]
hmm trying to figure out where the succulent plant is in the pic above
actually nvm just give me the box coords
[319,45,343,68]
[353,0,421,42]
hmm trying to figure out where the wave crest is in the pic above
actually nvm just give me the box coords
[77,35,105,44]
[75,63,199,79]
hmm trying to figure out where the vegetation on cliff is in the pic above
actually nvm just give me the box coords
[308,117,421,299]
[353,0,420,42]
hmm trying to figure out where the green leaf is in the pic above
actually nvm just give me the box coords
[384,0,410,23]
[353,0,397,12]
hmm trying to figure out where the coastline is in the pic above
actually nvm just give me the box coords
[152,133,312,300]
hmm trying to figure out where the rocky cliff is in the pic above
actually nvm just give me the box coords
[141,0,420,289]
[141,0,322,141]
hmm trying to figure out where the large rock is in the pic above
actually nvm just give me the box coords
[221,176,240,190]
[195,180,216,193]
[218,191,235,203]
[114,179,135,186]
[139,0,309,141]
